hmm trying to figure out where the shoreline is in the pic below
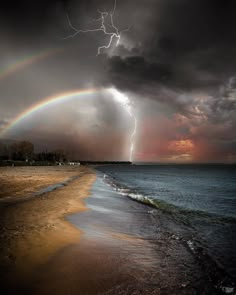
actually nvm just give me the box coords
[1,166,233,294]
[27,172,218,294]
[0,166,96,292]
[0,166,86,200]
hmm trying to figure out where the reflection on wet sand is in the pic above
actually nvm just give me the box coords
[26,175,215,294]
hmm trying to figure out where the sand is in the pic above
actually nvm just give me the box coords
[0,166,96,292]
[0,166,86,199]
[0,166,220,294]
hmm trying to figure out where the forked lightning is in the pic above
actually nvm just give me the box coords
[64,1,136,162]
[64,0,130,55]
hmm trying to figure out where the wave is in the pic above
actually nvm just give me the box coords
[101,172,236,293]
[102,172,236,225]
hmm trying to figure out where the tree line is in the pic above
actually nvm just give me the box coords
[0,141,67,163]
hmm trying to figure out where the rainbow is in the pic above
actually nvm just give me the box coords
[0,88,101,137]
[0,48,64,80]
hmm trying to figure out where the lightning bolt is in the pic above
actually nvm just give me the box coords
[64,1,136,162]
[108,88,136,163]
[130,115,137,163]
[64,0,131,55]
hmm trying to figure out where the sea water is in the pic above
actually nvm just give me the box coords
[97,164,236,281]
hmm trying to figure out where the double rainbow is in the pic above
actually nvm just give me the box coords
[0,48,63,80]
[0,47,100,137]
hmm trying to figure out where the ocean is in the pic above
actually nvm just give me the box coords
[96,164,236,288]
[67,164,236,293]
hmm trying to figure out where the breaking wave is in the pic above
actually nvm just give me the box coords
[101,171,236,294]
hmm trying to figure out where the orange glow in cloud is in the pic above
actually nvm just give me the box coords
[166,139,194,162]
[136,139,194,162]
[168,139,194,154]
[135,113,196,162]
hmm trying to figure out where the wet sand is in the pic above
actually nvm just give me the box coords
[0,166,96,293]
[14,174,219,295]
[0,167,222,294]
[0,166,84,199]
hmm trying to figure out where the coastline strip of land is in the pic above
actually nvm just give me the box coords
[0,166,96,291]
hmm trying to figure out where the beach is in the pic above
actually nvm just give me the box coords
[0,165,234,294]
[0,166,96,293]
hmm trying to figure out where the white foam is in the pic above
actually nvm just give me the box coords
[187,240,195,252]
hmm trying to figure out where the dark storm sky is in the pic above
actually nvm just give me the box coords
[0,0,236,162]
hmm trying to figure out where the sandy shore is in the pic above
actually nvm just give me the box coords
[0,166,96,293]
[0,166,222,294]
[17,173,220,295]
[0,166,86,199]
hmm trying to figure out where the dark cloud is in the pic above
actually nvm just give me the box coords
[104,0,236,94]
[107,56,171,91]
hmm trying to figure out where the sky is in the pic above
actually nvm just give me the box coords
[0,0,236,162]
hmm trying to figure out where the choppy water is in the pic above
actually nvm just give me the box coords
[68,174,209,294]
[97,164,236,284]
